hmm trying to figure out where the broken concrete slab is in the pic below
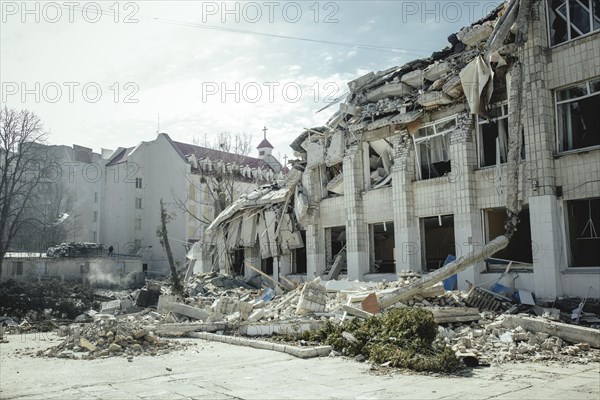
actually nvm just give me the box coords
[430,307,481,324]
[158,296,210,321]
[341,304,374,319]
[424,62,450,81]
[401,69,424,88]
[458,22,494,47]
[239,320,326,337]
[378,236,509,309]
[187,331,332,358]
[365,82,413,102]
[154,322,229,336]
[500,315,600,349]
[417,91,454,108]
[296,280,327,315]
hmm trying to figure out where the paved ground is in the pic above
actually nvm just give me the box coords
[1,332,599,399]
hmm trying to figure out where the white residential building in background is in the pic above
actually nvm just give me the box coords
[42,133,281,275]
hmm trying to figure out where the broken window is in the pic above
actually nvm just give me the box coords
[414,117,455,180]
[556,78,600,152]
[566,198,600,267]
[370,222,395,273]
[293,231,307,274]
[483,208,533,271]
[231,249,245,276]
[421,215,455,271]
[262,257,274,275]
[325,164,344,196]
[14,261,23,276]
[548,0,600,46]
[325,226,346,279]
[478,102,509,167]
[366,139,393,189]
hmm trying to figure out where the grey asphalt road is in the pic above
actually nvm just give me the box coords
[1,332,599,399]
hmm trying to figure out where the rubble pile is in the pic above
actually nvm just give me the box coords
[152,272,600,369]
[5,270,597,369]
[436,315,600,365]
[39,311,186,360]
[46,242,104,258]
[169,272,454,327]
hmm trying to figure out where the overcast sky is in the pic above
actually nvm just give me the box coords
[1,0,502,161]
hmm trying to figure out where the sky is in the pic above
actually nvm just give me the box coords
[1,0,503,162]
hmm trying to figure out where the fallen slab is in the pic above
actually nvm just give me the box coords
[157,296,210,321]
[430,307,481,324]
[341,304,374,319]
[501,315,600,349]
[378,236,509,308]
[240,320,325,337]
[154,322,229,336]
[187,331,332,359]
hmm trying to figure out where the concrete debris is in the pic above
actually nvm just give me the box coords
[46,242,104,258]
[38,310,188,360]
[500,315,600,349]
[436,314,600,365]
[8,268,594,368]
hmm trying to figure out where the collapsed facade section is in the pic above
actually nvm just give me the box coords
[202,0,600,301]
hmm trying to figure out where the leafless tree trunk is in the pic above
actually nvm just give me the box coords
[0,106,48,279]
[12,181,74,252]
[157,198,183,296]
[174,132,254,230]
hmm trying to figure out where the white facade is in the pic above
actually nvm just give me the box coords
[208,0,600,301]
[44,134,280,274]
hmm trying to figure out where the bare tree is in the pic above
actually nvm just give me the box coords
[174,132,255,228]
[157,198,183,295]
[12,181,75,252]
[0,107,49,279]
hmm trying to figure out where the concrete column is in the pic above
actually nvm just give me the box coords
[243,245,261,279]
[392,134,420,273]
[343,145,369,280]
[278,253,293,277]
[450,114,485,290]
[530,195,562,301]
[306,224,326,279]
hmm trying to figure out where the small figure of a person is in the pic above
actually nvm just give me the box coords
[108,245,114,257]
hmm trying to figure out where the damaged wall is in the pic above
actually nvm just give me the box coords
[206,0,600,300]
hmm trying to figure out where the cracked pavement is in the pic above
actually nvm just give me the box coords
[1,332,599,399]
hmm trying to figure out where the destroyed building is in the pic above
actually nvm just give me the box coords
[203,0,600,301]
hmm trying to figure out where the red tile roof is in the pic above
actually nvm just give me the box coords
[172,140,274,170]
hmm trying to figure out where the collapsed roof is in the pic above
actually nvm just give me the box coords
[205,0,532,268]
